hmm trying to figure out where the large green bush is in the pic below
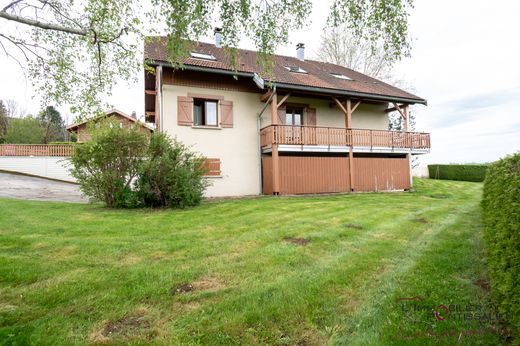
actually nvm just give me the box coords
[482,152,520,341]
[136,133,209,208]
[69,121,208,208]
[428,164,488,182]
[69,119,148,207]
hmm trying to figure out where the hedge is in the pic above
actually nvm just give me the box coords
[428,164,488,182]
[482,152,520,342]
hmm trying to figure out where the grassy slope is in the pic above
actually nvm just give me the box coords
[0,179,504,345]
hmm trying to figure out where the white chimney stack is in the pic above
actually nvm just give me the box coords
[296,43,305,61]
[214,27,223,48]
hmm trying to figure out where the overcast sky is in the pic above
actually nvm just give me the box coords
[1,0,519,164]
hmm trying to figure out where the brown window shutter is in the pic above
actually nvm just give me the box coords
[306,107,316,126]
[220,100,233,128]
[277,104,286,125]
[177,96,193,126]
[201,158,221,176]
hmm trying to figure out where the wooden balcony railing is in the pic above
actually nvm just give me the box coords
[260,125,430,150]
[0,144,76,157]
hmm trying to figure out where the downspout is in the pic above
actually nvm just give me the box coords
[158,65,164,132]
[256,85,276,195]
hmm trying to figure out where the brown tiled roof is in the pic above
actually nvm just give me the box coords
[144,37,426,104]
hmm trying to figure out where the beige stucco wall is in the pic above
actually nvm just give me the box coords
[162,84,263,197]
[162,85,390,197]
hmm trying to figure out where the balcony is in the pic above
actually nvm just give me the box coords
[260,125,430,154]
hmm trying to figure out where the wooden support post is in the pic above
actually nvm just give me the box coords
[271,91,280,195]
[404,105,413,189]
[346,98,354,191]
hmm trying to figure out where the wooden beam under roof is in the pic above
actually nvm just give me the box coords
[260,90,272,102]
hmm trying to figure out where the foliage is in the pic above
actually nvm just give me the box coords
[428,164,488,182]
[0,100,7,143]
[68,119,148,207]
[0,179,505,345]
[136,133,209,208]
[68,122,207,208]
[38,106,66,143]
[1,0,413,119]
[4,115,45,144]
[482,153,520,342]
[329,0,414,62]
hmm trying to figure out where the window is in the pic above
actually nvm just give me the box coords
[189,51,217,61]
[285,106,303,126]
[330,72,352,80]
[194,99,218,126]
[284,66,307,74]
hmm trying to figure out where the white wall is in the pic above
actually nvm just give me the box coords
[0,157,76,183]
[162,84,263,197]
[412,165,430,178]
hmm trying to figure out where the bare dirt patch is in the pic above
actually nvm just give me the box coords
[171,277,225,296]
[474,278,491,294]
[192,277,225,292]
[414,217,428,224]
[170,283,194,295]
[344,223,363,229]
[284,237,310,246]
[90,309,150,343]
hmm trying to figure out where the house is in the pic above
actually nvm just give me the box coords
[66,109,154,142]
[143,33,430,197]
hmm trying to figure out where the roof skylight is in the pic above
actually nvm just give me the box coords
[330,72,352,80]
[284,66,307,74]
[189,51,216,61]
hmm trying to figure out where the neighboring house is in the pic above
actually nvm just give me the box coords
[144,33,430,197]
[66,109,154,142]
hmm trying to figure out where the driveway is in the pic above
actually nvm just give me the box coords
[0,172,88,203]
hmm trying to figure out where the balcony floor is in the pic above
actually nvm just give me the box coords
[261,144,429,155]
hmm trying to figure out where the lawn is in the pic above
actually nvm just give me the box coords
[0,179,507,345]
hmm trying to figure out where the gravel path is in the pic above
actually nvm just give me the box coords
[0,172,88,203]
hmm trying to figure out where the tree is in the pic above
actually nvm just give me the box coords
[4,115,45,143]
[38,105,66,143]
[4,98,25,118]
[317,27,394,80]
[0,0,415,119]
[0,100,7,143]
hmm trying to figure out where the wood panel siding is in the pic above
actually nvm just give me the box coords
[0,144,76,157]
[353,157,410,191]
[262,156,273,195]
[262,155,350,194]
[163,68,261,93]
[262,155,410,195]
[260,125,431,150]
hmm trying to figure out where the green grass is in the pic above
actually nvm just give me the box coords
[0,179,506,345]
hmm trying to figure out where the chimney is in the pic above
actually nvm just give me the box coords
[131,111,137,119]
[296,43,305,61]
[214,27,223,48]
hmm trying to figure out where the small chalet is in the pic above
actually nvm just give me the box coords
[66,109,154,142]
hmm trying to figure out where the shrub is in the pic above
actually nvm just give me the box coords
[482,152,520,341]
[5,116,45,144]
[428,164,488,182]
[136,133,209,208]
[68,119,148,207]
